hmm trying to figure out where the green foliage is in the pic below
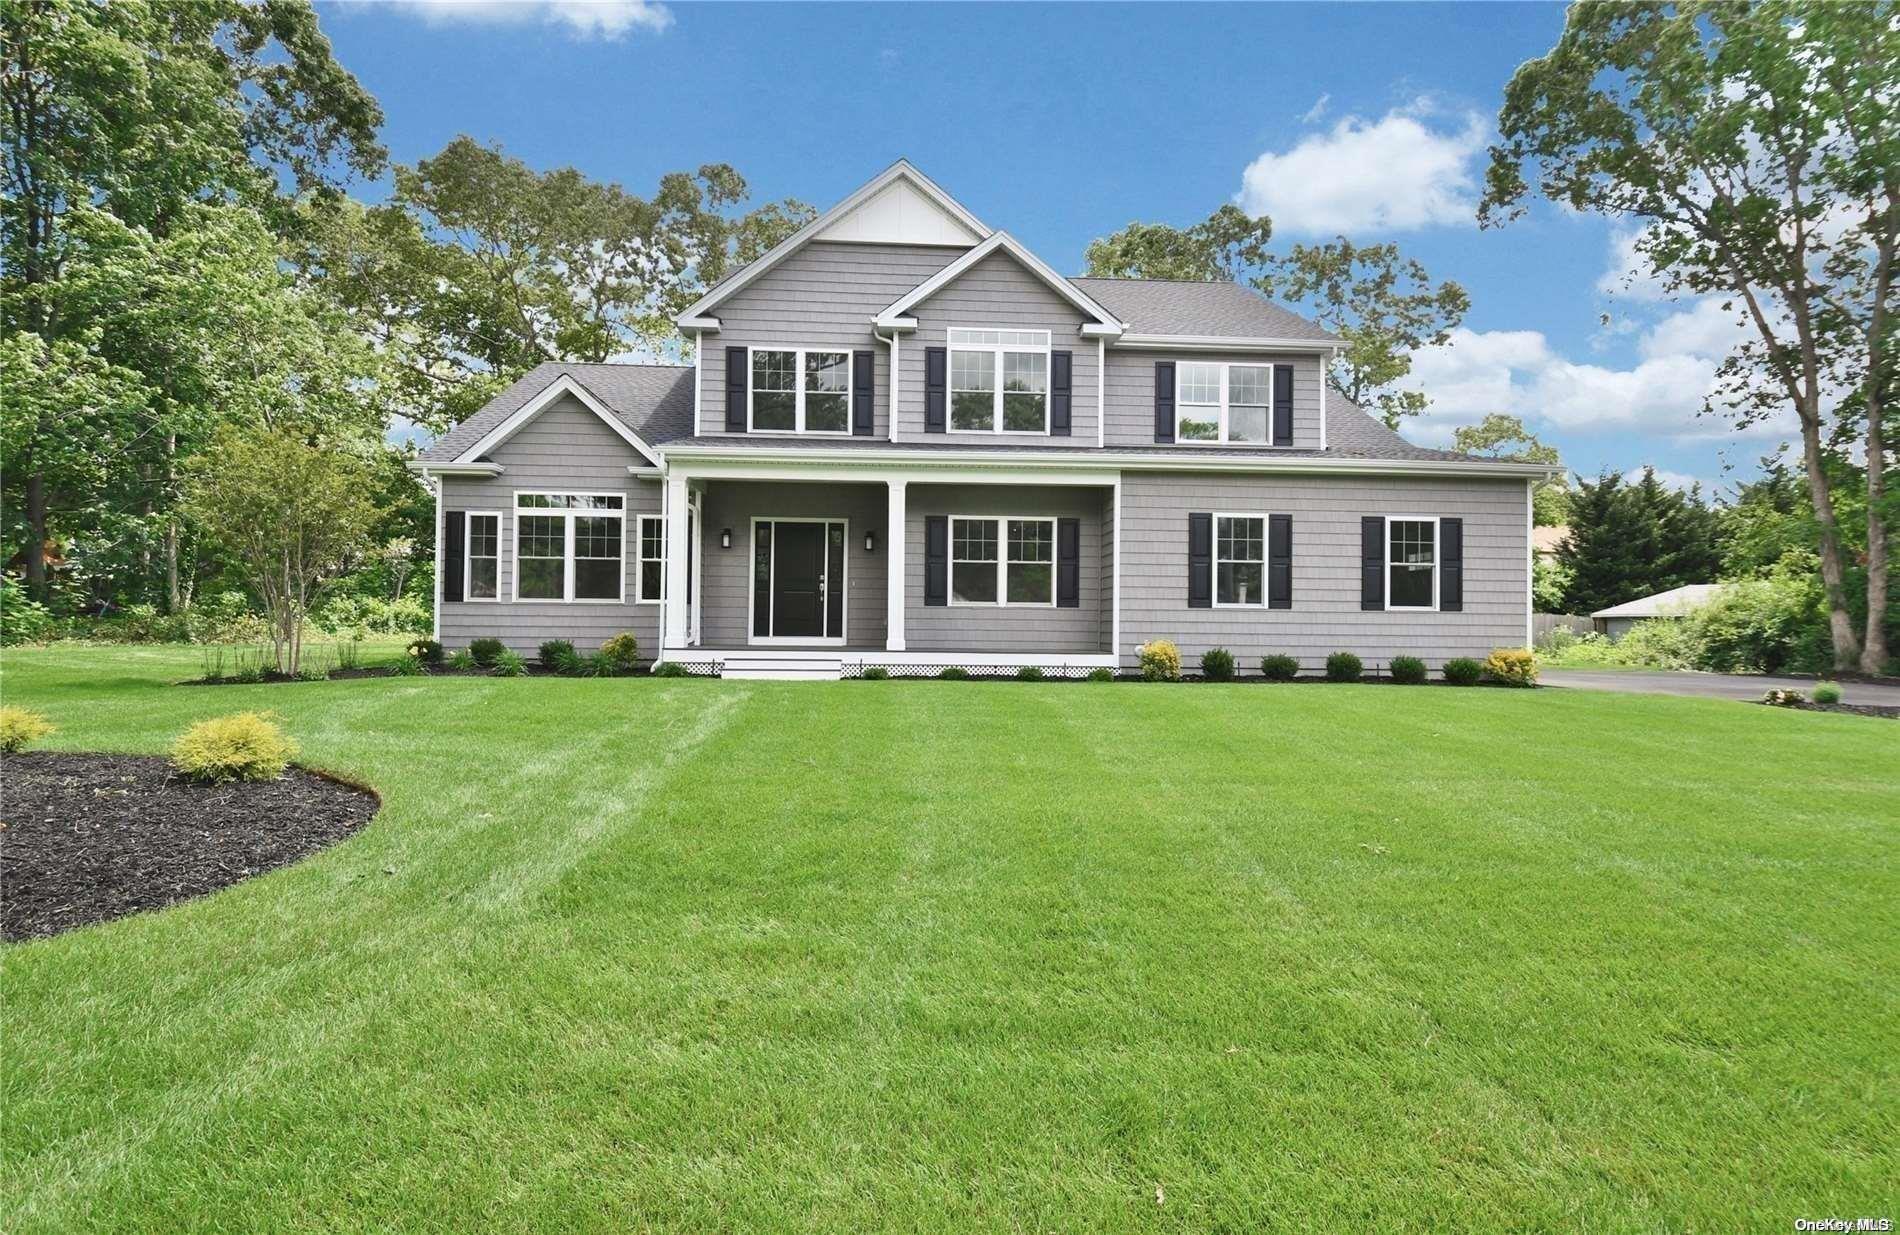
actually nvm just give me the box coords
[1137,640,1182,682]
[599,632,640,675]
[1813,682,1843,705]
[1454,415,1570,524]
[0,576,54,645]
[538,640,576,668]
[315,593,431,638]
[1483,649,1538,688]
[492,649,526,677]
[466,638,505,668]
[1389,656,1427,685]
[1084,205,1273,282]
[1259,654,1300,682]
[168,712,297,783]
[1086,667,1115,683]
[0,706,57,753]
[446,650,476,672]
[1688,557,1828,675]
[1532,556,1573,613]
[652,661,689,678]
[1014,665,1044,682]
[406,638,443,665]
[860,666,890,681]
[1199,647,1236,681]
[393,654,424,677]
[937,667,970,682]
[1325,652,1362,683]
[1442,658,1483,686]
[1559,469,1723,615]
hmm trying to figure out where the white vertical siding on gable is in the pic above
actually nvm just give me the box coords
[814,177,984,246]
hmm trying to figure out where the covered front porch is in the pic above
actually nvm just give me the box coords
[655,461,1120,678]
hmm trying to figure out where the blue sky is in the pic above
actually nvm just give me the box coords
[319,0,1781,495]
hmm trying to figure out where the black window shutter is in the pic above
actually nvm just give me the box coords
[852,350,874,436]
[1440,518,1464,612]
[1187,512,1212,608]
[1268,513,1292,609]
[925,347,947,433]
[1154,361,1175,443]
[1361,516,1385,610]
[1056,517,1080,607]
[442,511,466,603]
[1050,350,1072,436]
[924,515,948,605]
[1272,365,1294,446]
[724,347,747,432]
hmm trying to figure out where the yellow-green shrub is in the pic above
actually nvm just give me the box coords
[170,712,298,783]
[1137,639,1181,682]
[599,632,640,674]
[0,706,56,753]
[1483,648,1538,687]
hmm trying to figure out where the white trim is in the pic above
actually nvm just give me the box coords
[656,445,1561,481]
[1525,478,1534,648]
[635,514,666,604]
[874,232,1125,332]
[885,481,907,650]
[689,490,703,645]
[662,474,690,648]
[429,474,443,638]
[409,461,503,477]
[746,517,850,645]
[453,374,663,469]
[1320,347,1335,451]
[463,510,502,603]
[888,331,900,443]
[678,161,988,326]
[692,332,703,439]
[947,328,1052,434]
[510,490,628,604]
[1210,512,1273,609]
[1383,515,1440,613]
[1096,337,1106,449]
[1173,360,1287,447]
[947,515,1057,607]
[1110,477,1122,665]
[1112,333,1336,353]
[745,345,855,436]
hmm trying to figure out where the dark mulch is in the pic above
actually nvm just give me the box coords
[187,663,651,685]
[1760,700,1900,720]
[1,753,379,942]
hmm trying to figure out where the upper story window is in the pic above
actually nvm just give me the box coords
[1177,361,1275,444]
[1387,517,1437,610]
[949,328,1049,433]
[514,492,625,603]
[751,348,850,434]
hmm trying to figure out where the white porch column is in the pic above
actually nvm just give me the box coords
[663,471,691,651]
[885,479,907,651]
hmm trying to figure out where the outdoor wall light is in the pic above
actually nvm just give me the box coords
[720,528,732,549]
[864,529,877,552]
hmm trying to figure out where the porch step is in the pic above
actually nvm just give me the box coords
[719,653,844,681]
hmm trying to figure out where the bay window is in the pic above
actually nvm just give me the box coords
[948,328,1049,433]
[750,347,851,434]
[513,493,625,602]
[950,516,1055,605]
[1176,362,1276,444]
[1387,517,1437,610]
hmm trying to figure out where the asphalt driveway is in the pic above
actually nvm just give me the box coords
[1540,668,1900,706]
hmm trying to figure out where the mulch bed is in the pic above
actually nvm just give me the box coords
[186,664,653,685]
[1760,700,1900,720]
[1,753,379,942]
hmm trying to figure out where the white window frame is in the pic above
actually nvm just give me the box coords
[463,510,501,603]
[947,327,1052,435]
[747,345,853,436]
[745,516,850,646]
[947,515,1057,607]
[635,514,665,604]
[1385,514,1440,612]
[1212,512,1271,609]
[1175,361,1282,446]
[510,490,627,604]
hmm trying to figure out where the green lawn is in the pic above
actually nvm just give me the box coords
[3,645,1895,1232]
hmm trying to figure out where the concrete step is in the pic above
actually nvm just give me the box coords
[720,654,843,681]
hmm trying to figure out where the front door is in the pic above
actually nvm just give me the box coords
[772,522,826,638]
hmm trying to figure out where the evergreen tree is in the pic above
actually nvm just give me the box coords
[1558,469,1724,614]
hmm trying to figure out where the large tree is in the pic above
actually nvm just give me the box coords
[1482,0,1897,671]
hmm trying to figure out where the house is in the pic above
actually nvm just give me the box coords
[1591,584,1723,641]
[1532,525,1570,561]
[411,161,1555,679]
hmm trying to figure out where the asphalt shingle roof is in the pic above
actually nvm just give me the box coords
[1071,278,1338,341]
[420,362,695,462]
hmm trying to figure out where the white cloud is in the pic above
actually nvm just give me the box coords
[1645,468,1714,494]
[381,0,673,39]
[1237,99,1487,234]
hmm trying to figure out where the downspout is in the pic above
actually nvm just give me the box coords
[874,327,900,443]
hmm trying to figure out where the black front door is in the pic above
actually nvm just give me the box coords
[772,522,826,637]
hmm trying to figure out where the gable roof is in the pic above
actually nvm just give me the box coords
[678,160,987,327]
[1073,278,1338,343]
[418,363,694,465]
[875,231,1124,332]
[1592,584,1724,620]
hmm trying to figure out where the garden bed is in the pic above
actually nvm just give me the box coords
[185,663,657,685]
[0,753,379,941]
[1761,699,1900,720]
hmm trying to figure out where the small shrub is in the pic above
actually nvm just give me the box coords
[860,665,890,681]
[538,639,576,668]
[1389,655,1427,685]
[653,660,689,678]
[335,638,364,672]
[1086,667,1115,683]
[467,637,505,667]
[446,649,476,671]
[1260,654,1299,682]
[1137,639,1182,682]
[229,646,269,684]
[493,649,526,677]
[393,653,424,677]
[200,645,229,682]
[599,632,640,675]
[1442,657,1483,686]
[1762,687,1806,707]
[406,638,443,665]
[169,712,297,783]
[0,706,56,753]
[937,666,970,681]
[1483,648,1538,688]
[1813,681,1842,705]
[1200,647,1236,682]
[1325,651,1362,683]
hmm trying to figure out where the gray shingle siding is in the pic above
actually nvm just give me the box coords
[697,481,889,649]
[1116,471,1529,670]
[435,397,661,658]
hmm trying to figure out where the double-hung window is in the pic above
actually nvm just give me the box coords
[1177,362,1275,443]
[1215,515,1265,606]
[514,493,625,602]
[465,513,500,601]
[750,348,850,433]
[1387,517,1437,610]
[950,516,1054,605]
[948,328,1050,433]
[636,515,665,603]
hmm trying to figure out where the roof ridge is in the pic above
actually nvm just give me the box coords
[1070,275,1249,286]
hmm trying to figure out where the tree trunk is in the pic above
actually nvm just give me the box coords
[1863,389,1889,676]
[163,434,181,612]
[22,467,48,603]
[1796,402,1862,670]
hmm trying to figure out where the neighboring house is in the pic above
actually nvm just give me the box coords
[1592,584,1723,641]
[1532,525,1570,562]
[412,161,1555,679]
